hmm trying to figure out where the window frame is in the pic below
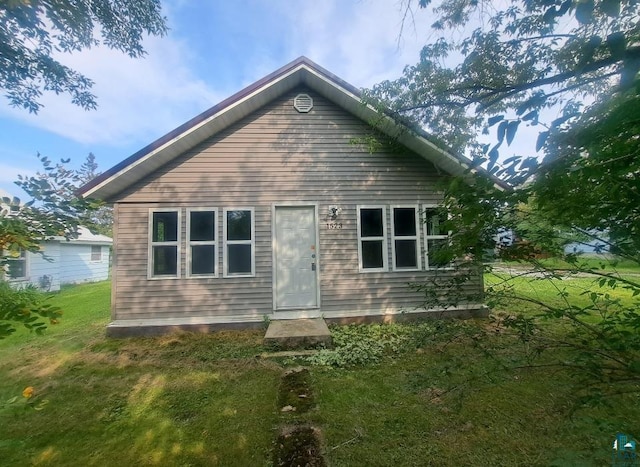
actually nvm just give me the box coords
[186,207,218,278]
[4,249,28,281]
[422,204,453,270]
[147,208,181,280]
[223,207,255,278]
[90,245,102,262]
[391,205,422,272]
[356,205,388,273]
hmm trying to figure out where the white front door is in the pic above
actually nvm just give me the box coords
[274,206,318,309]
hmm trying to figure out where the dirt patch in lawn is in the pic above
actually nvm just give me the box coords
[273,367,327,465]
[278,367,315,413]
[273,425,326,467]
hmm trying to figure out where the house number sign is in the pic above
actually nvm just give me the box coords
[326,222,343,230]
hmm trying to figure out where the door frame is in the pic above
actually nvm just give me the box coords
[271,203,322,316]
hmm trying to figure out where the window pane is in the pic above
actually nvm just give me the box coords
[191,245,215,275]
[91,245,101,261]
[426,210,446,236]
[428,239,450,267]
[190,211,215,241]
[394,208,416,236]
[362,240,384,269]
[153,212,178,242]
[360,208,383,237]
[395,239,417,268]
[227,210,251,241]
[228,244,251,274]
[8,260,26,279]
[153,246,177,275]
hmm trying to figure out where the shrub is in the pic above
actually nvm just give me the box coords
[0,281,62,339]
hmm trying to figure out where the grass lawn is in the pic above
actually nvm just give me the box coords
[1,280,639,466]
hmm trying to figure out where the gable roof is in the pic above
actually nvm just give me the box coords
[69,226,112,245]
[79,56,501,200]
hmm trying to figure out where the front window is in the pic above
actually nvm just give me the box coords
[224,208,255,277]
[392,206,421,271]
[187,209,217,277]
[424,207,451,269]
[149,210,180,278]
[4,249,28,280]
[91,245,102,262]
[357,206,387,271]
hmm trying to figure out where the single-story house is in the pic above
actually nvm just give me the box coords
[3,226,112,291]
[80,57,499,337]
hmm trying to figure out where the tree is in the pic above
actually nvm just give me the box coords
[0,0,168,113]
[368,0,640,403]
[1,154,107,338]
[12,153,112,239]
[76,153,113,236]
[371,0,640,182]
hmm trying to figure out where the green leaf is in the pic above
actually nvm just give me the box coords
[496,120,508,144]
[535,131,549,152]
[487,145,500,169]
[575,0,595,24]
[506,121,520,146]
[487,115,504,127]
[600,0,621,17]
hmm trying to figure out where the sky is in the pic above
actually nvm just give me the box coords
[0,0,536,198]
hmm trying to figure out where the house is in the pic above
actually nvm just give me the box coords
[3,226,112,291]
[79,57,496,337]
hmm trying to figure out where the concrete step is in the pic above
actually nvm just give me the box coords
[264,318,332,349]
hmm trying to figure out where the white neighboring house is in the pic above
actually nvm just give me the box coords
[1,189,112,291]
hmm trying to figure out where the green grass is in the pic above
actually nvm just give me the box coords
[1,280,639,465]
[497,256,640,275]
[0,282,281,466]
[485,270,639,316]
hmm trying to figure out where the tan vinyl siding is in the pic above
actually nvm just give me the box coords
[110,88,482,321]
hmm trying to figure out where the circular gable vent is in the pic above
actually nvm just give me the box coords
[294,93,313,113]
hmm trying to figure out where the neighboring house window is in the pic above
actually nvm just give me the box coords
[357,206,388,272]
[391,206,421,271]
[187,208,217,277]
[423,207,451,269]
[149,209,180,278]
[4,249,27,280]
[223,208,255,277]
[91,245,102,262]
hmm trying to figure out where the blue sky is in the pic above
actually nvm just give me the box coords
[0,0,536,197]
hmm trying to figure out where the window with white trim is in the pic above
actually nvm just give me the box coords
[224,208,255,277]
[423,207,451,269]
[357,206,387,271]
[149,209,180,278]
[392,206,421,271]
[91,245,102,262]
[187,208,217,277]
[4,249,27,280]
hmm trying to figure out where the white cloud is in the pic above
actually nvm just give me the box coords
[278,0,431,88]
[0,162,34,183]
[0,1,433,150]
[0,34,225,147]
[2,0,543,165]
